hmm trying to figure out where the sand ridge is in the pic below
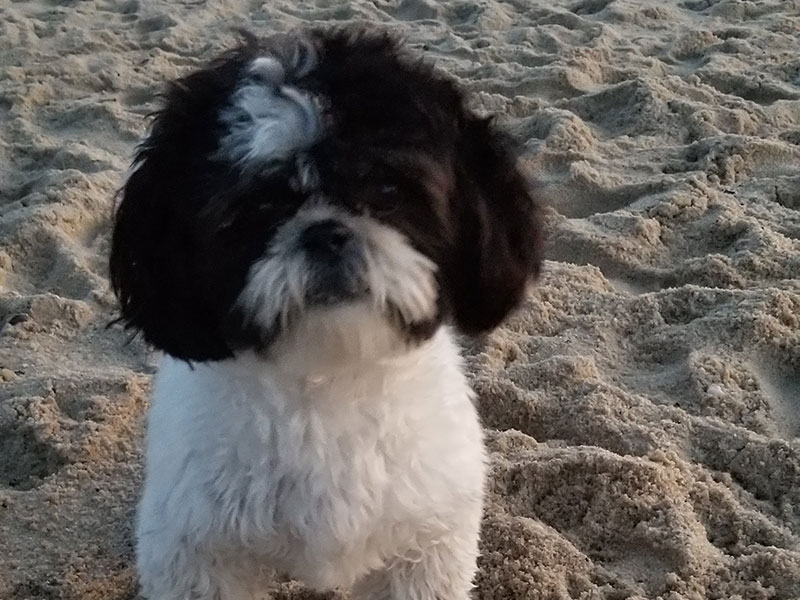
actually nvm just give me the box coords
[1,0,799,598]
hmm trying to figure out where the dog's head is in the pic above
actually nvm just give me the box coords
[110,28,542,365]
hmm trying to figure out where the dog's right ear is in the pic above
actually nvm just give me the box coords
[110,147,235,362]
[109,51,253,362]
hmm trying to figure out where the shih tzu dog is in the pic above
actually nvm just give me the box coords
[110,27,541,600]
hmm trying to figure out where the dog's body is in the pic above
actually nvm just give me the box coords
[111,27,541,600]
[139,329,483,598]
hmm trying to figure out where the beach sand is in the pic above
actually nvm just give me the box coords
[1,0,799,598]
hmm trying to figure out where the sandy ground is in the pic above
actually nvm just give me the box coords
[1,0,799,598]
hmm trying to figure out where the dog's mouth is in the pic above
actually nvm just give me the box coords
[305,273,370,306]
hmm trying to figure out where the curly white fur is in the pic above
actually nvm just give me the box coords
[216,56,321,172]
[136,327,487,599]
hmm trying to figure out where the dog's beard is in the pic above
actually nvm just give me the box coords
[235,205,439,370]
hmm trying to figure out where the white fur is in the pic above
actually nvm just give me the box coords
[249,56,286,82]
[216,58,320,171]
[136,326,487,599]
[238,204,439,338]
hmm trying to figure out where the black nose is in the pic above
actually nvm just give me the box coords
[301,220,353,256]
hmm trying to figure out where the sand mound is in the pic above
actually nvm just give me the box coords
[1,0,798,598]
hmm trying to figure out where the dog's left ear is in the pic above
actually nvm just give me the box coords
[444,114,543,335]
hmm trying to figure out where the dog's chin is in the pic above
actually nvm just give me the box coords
[263,300,422,377]
[304,272,370,307]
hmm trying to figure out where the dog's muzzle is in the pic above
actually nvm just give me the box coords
[300,219,368,304]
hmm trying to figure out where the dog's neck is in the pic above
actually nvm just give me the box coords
[249,303,441,379]
[194,326,457,414]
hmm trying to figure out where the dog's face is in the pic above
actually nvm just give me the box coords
[110,29,542,363]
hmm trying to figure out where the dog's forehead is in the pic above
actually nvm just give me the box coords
[213,34,455,181]
[214,56,323,175]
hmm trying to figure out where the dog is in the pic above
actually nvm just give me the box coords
[110,27,542,600]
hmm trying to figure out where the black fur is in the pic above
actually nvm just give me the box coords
[110,27,542,361]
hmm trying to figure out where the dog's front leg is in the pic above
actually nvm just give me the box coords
[351,531,480,600]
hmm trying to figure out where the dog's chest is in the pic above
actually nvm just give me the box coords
[143,339,481,589]
[210,370,453,579]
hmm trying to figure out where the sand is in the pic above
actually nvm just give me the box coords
[1,0,799,598]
